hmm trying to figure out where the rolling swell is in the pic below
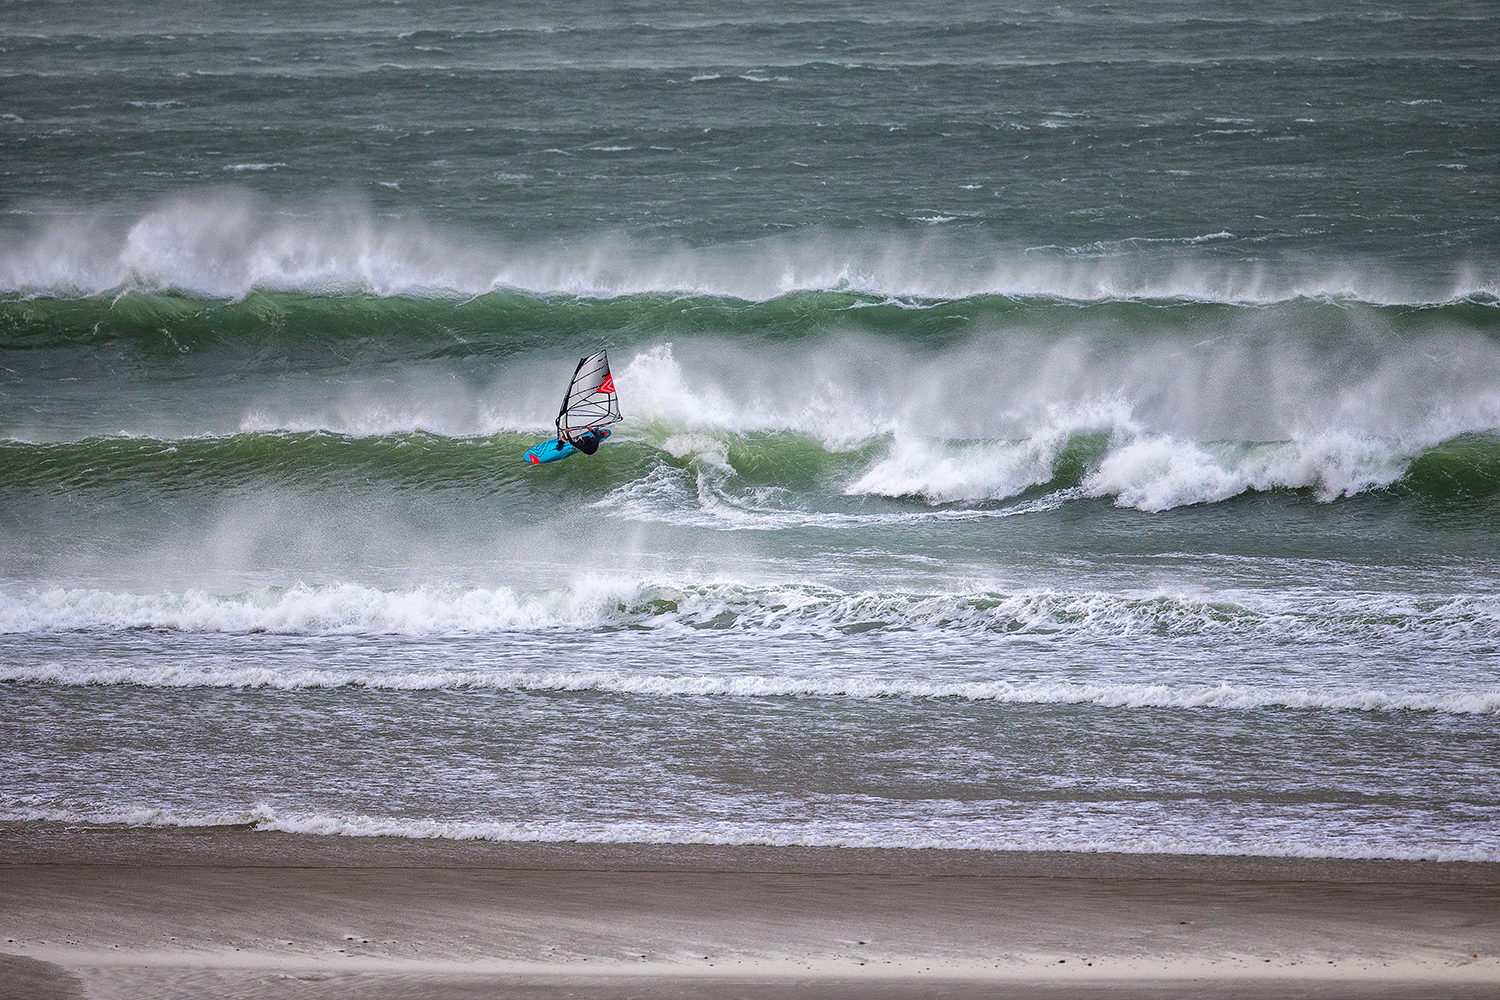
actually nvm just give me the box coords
[3,289,1499,358]
[0,431,586,493]
[6,260,1500,515]
[3,429,1498,508]
[2,289,955,358]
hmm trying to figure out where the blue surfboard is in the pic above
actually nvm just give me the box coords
[525,427,610,464]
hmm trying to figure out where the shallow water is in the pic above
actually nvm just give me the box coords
[2,0,1498,860]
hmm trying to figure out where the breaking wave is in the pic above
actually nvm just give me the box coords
[6,282,1500,514]
[2,579,1497,654]
[4,427,1500,520]
[3,193,1497,304]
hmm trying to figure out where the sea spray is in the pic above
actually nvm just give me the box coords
[5,195,1499,304]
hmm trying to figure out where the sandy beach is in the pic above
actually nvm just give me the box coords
[2,825,1497,999]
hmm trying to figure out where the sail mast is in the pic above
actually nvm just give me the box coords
[556,349,622,438]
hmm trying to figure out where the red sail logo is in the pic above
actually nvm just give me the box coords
[599,375,615,394]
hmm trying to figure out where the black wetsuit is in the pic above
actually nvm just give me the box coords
[569,429,602,455]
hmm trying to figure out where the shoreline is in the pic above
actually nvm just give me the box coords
[3,824,1498,998]
[6,821,1500,880]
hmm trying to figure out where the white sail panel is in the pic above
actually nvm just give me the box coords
[556,349,622,435]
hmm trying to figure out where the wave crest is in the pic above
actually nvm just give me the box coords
[2,579,1497,650]
[3,192,1496,303]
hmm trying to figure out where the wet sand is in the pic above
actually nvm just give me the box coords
[2,824,1498,999]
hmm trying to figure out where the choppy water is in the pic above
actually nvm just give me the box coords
[2,0,1499,861]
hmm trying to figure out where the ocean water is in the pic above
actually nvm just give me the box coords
[2,0,1499,861]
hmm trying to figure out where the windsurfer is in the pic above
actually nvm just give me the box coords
[526,348,620,464]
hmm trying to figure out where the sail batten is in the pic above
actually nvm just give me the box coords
[556,349,622,437]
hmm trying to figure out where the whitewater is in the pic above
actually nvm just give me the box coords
[2,0,1498,863]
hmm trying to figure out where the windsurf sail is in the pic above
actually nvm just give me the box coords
[556,349,622,440]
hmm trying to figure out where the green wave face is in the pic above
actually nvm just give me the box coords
[4,288,1500,576]
[4,289,1499,358]
[1399,433,1500,501]
[4,428,1499,505]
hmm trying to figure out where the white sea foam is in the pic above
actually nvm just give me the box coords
[0,580,629,635]
[2,580,1496,670]
[845,401,1123,503]
[1078,430,1415,511]
[0,578,1494,710]
[5,802,1494,862]
[845,431,1059,503]
[5,659,1497,715]
[837,409,1454,511]
[1,192,1495,303]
